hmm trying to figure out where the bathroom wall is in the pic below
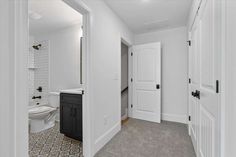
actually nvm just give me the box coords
[34,40,49,105]
[35,24,82,92]
[28,24,82,109]
[28,37,50,106]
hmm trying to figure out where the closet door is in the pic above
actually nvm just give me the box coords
[198,0,220,156]
[189,0,221,156]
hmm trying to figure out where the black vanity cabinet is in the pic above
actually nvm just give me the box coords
[60,93,82,141]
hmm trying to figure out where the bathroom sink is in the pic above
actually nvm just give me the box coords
[60,88,84,94]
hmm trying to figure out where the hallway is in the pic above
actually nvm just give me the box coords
[95,119,195,157]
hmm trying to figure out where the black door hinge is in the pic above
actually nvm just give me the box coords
[187,40,191,46]
[189,78,191,84]
[189,116,191,121]
[131,52,133,56]
[216,80,220,93]
[131,78,133,82]
[82,90,84,95]
[131,104,133,108]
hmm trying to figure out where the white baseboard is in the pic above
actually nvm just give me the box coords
[93,122,121,155]
[162,113,187,124]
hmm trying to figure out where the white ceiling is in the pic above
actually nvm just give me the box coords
[104,0,193,34]
[29,0,82,35]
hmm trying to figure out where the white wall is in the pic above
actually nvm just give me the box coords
[134,27,188,123]
[34,40,49,104]
[83,0,134,155]
[35,24,82,92]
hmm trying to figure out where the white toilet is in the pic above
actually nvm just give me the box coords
[29,92,59,133]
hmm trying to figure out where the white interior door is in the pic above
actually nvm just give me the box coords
[198,0,220,156]
[189,0,220,156]
[132,42,161,123]
[189,17,200,155]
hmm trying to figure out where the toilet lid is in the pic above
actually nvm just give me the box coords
[29,106,55,114]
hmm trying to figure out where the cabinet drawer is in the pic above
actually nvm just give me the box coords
[60,93,82,104]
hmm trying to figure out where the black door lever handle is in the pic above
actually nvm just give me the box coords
[192,90,200,99]
[195,90,200,99]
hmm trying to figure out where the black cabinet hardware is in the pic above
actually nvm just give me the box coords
[156,84,160,89]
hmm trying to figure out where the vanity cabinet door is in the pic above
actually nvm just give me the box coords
[73,104,83,141]
[60,93,83,141]
[60,103,74,135]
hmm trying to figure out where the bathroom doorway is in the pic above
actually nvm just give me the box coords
[27,0,90,156]
[120,39,133,126]
[121,41,129,125]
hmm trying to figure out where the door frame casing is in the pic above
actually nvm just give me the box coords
[62,1,93,156]
[0,0,29,156]
[119,36,133,122]
[0,0,93,156]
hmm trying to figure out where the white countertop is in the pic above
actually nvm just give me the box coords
[60,88,84,94]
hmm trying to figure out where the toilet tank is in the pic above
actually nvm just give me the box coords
[49,92,60,108]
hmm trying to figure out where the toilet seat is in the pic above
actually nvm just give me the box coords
[29,106,55,114]
[29,105,56,119]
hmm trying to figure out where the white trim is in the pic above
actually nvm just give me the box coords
[0,0,29,156]
[128,46,133,118]
[119,35,133,121]
[118,35,132,121]
[220,0,226,156]
[63,1,93,156]
[188,31,192,135]
[94,122,121,155]
[162,113,188,124]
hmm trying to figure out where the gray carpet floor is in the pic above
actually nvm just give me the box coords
[95,118,196,157]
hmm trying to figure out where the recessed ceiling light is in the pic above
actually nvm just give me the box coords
[29,10,42,20]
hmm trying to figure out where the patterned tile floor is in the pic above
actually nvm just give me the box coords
[29,123,83,157]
